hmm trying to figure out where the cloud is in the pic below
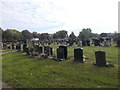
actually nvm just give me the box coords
[0,0,119,35]
[0,0,64,31]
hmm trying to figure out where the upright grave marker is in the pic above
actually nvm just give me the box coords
[57,48,64,60]
[74,48,85,62]
[38,46,43,54]
[95,51,107,66]
[59,45,68,59]
[23,44,27,52]
[44,46,53,56]
[57,45,68,60]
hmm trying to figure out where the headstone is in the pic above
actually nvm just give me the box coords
[44,46,53,56]
[95,51,107,66]
[82,40,86,46]
[26,47,30,55]
[17,44,21,51]
[116,39,120,47]
[16,44,19,49]
[44,46,50,56]
[23,44,27,52]
[34,45,39,52]
[57,48,64,60]
[77,41,82,47]
[38,46,43,54]
[50,47,53,56]
[12,44,15,49]
[86,40,90,46]
[59,45,68,59]
[74,48,85,62]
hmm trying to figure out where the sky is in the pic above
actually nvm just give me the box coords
[0,0,119,36]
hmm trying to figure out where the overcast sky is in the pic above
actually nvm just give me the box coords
[0,0,119,35]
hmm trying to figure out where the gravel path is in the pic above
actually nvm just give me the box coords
[0,50,17,89]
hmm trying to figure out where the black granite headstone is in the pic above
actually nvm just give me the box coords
[57,48,64,59]
[23,44,27,52]
[86,40,90,46]
[82,40,86,46]
[16,45,19,49]
[38,46,43,54]
[59,45,68,59]
[50,47,53,56]
[12,44,14,49]
[26,47,30,55]
[95,51,107,66]
[74,48,84,62]
[116,39,120,47]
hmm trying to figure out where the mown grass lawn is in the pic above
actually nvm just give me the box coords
[2,44,119,88]
[0,49,15,52]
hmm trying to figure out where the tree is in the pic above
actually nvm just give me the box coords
[78,28,92,40]
[0,27,3,42]
[3,29,14,41]
[38,33,51,41]
[32,32,39,38]
[100,33,107,37]
[53,30,68,39]
[3,29,24,41]
[69,32,76,40]
[22,30,33,40]
[53,33,58,39]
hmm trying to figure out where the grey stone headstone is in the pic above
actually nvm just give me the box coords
[95,51,107,66]
[74,48,84,62]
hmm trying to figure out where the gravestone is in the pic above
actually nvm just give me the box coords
[16,44,19,49]
[26,47,30,55]
[23,44,27,52]
[38,46,43,54]
[57,48,64,60]
[95,51,107,66]
[94,39,100,46]
[116,39,120,47]
[59,45,68,59]
[82,40,86,46]
[50,47,53,56]
[34,45,39,52]
[12,44,15,49]
[74,48,85,62]
[77,41,82,47]
[44,46,49,56]
[86,40,90,46]
[44,46,53,56]
[17,44,21,51]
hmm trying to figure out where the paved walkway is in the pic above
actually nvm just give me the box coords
[0,50,17,89]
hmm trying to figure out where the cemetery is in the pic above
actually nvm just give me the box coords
[0,26,119,88]
[1,37,119,88]
[0,0,119,88]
